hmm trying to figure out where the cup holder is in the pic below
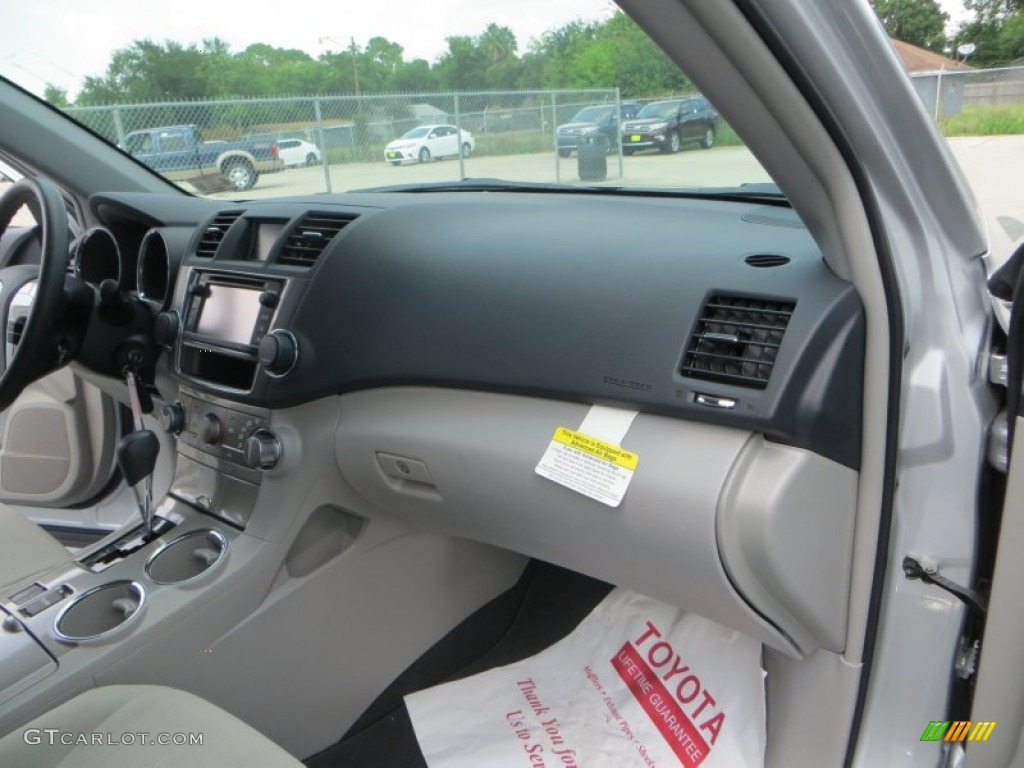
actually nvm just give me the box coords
[54,581,145,642]
[145,529,228,585]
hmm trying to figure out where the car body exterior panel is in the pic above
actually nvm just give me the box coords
[384,124,475,165]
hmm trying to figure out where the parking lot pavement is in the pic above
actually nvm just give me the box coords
[947,136,1024,257]
[217,145,772,200]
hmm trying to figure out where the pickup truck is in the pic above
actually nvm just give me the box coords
[119,125,284,192]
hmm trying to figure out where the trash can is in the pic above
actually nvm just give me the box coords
[577,134,608,181]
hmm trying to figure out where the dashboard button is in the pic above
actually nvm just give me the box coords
[244,430,282,469]
[200,413,222,445]
[160,403,186,434]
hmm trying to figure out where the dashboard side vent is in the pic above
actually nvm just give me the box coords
[681,296,796,389]
[196,211,242,257]
[744,253,790,268]
[277,213,358,268]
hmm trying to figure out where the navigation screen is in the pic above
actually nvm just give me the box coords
[195,285,262,345]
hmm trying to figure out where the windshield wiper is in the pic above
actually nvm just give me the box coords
[352,178,789,206]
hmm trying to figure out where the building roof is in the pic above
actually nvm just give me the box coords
[890,38,974,73]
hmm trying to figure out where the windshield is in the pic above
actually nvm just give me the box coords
[570,106,614,124]
[1,0,774,199]
[637,101,681,119]
[400,127,431,139]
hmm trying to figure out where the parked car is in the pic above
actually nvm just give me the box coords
[119,124,284,191]
[276,139,322,167]
[555,101,642,157]
[384,125,475,165]
[621,96,720,154]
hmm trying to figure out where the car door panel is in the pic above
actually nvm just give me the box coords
[0,366,120,509]
[0,218,121,522]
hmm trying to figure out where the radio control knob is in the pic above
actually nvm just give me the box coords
[160,403,186,434]
[258,330,297,376]
[200,413,222,445]
[244,430,282,469]
[154,311,180,348]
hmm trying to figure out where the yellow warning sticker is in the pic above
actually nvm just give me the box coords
[536,426,640,507]
[552,427,639,470]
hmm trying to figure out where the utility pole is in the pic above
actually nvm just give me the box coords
[319,36,360,95]
[349,37,360,97]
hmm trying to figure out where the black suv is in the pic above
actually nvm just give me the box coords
[555,101,642,157]
[620,96,719,154]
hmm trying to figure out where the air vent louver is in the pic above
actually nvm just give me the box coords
[195,211,242,257]
[744,254,790,268]
[277,213,358,268]
[681,296,795,389]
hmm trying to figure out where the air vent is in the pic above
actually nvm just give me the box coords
[681,296,796,389]
[196,211,242,257]
[277,213,358,268]
[744,254,790,268]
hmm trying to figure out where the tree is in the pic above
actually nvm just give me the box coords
[360,37,406,92]
[392,59,438,92]
[965,0,1023,23]
[953,0,1024,64]
[43,84,69,108]
[77,39,228,104]
[478,24,517,64]
[872,0,949,52]
[435,35,489,90]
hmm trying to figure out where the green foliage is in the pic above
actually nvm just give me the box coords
[73,12,696,104]
[951,0,1024,66]
[527,13,690,93]
[940,104,1024,134]
[871,0,949,51]
[43,83,69,108]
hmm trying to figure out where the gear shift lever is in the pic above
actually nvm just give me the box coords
[117,430,159,533]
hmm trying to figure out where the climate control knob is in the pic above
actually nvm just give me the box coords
[200,413,222,445]
[258,330,298,377]
[153,311,180,348]
[160,403,186,434]
[244,430,282,470]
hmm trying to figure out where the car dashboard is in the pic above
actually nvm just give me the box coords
[81,188,865,659]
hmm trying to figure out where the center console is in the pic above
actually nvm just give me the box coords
[0,261,294,708]
[0,216,313,728]
[164,387,274,529]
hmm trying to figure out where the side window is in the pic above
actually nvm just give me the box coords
[123,133,154,154]
[280,140,297,149]
[159,131,187,152]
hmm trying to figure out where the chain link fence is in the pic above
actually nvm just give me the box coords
[64,89,636,195]
[910,66,1024,125]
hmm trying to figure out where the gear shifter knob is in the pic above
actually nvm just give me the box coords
[117,430,159,487]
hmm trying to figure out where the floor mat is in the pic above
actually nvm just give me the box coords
[305,560,613,768]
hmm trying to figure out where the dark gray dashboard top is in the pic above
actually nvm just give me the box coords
[94,190,864,468]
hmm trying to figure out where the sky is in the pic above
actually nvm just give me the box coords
[1,0,970,100]
[0,0,616,98]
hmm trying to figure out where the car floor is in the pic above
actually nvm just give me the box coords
[305,560,613,768]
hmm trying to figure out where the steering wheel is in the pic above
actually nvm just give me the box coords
[0,177,73,412]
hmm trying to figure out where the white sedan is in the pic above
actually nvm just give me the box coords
[384,124,475,165]
[276,139,321,167]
